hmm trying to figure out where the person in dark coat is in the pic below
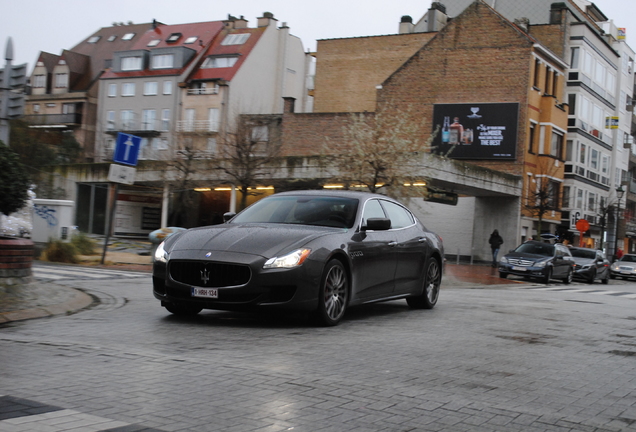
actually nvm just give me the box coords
[489,229,504,267]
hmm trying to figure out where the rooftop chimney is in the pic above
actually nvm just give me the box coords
[399,16,414,34]
[258,12,276,28]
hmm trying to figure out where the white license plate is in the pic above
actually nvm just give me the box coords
[191,287,218,298]
[512,266,527,271]
[621,271,633,275]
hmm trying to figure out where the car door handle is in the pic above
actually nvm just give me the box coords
[388,241,398,247]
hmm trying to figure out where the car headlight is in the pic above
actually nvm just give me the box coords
[154,241,168,263]
[499,256,509,264]
[534,259,548,268]
[611,263,619,271]
[581,264,592,270]
[264,248,311,269]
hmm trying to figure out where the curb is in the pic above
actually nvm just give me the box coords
[0,285,94,324]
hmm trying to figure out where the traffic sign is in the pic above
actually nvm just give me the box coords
[113,132,141,166]
[108,164,136,185]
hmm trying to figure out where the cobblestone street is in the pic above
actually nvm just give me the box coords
[1,268,636,431]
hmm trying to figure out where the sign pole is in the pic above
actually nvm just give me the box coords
[101,183,120,265]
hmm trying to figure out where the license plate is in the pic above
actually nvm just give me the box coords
[512,266,527,271]
[621,271,632,275]
[191,287,218,298]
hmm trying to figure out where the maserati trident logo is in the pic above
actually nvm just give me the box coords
[200,268,210,285]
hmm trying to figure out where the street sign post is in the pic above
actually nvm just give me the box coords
[108,164,136,185]
[113,132,141,166]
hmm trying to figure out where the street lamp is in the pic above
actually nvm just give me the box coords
[614,185,625,259]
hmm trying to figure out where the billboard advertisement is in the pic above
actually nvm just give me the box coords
[432,103,519,160]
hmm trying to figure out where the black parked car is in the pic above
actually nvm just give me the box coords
[498,240,574,284]
[569,247,609,284]
[153,190,444,326]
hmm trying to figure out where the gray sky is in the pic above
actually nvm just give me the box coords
[1,0,635,70]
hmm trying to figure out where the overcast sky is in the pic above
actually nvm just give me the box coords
[1,0,634,70]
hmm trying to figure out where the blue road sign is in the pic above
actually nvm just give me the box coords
[113,132,141,166]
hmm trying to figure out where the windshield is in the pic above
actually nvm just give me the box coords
[514,243,554,257]
[570,249,596,259]
[231,196,359,228]
[620,255,636,263]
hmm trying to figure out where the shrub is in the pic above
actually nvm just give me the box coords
[71,231,97,255]
[42,239,78,263]
[0,144,30,218]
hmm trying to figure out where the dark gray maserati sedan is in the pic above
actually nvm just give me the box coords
[153,190,444,326]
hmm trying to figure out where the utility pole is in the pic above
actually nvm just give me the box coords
[0,37,27,146]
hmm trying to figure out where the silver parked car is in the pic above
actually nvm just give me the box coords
[610,254,636,280]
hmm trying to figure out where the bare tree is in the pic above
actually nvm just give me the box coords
[324,105,438,198]
[217,115,280,211]
[523,161,562,238]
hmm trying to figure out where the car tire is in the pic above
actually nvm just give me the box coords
[407,258,441,310]
[563,268,573,284]
[499,272,508,279]
[164,302,203,316]
[602,274,609,285]
[610,274,616,280]
[587,270,596,284]
[315,259,349,326]
[542,268,552,284]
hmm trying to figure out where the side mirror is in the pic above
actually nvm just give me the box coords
[223,212,236,223]
[363,218,391,231]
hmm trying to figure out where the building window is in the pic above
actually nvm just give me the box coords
[121,56,142,71]
[184,36,198,44]
[33,74,46,88]
[121,110,134,130]
[562,186,570,208]
[161,109,170,131]
[528,123,536,153]
[122,33,135,41]
[567,94,575,115]
[142,109,156,130]
[587,192,595,212]
[108,83,117,97]
[590,148,598,170]
[544,66,552,95]
[122,83,135,96]
[87,36,101,44]
[55,73,68,88]
[201,57,238,68]
[207,138,217,154]
[163,81,172,95]
[33,104,40,113]
[208,108,219,132]
[144,81,158,95]
[158,138,168,150]
[570,47,579,69]
[147,39,160,47]
[579,143,586,164]
[565,140,573,161]
[550,131,563,159]
[602,155,609,174]
[221,33,250,45]
[107,111,115,130]
[576,189,584,210]
[533,58,541,89]
[251,125,269,141]
[152,54,174,69]
[184,109,195,132]
[166,33,182,43]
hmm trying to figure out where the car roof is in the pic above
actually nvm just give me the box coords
[274,190,398,202]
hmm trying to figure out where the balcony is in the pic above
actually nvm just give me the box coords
[187,87,219,95]
[24,113,82,128]
[176,120,219,133]
[105,120,165,137]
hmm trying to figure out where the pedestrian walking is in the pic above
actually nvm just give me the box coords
[489,229,503,267]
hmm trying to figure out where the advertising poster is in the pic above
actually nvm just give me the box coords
[432,102,519,160]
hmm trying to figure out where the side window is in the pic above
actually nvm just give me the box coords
[381,201,414,229]
[362,199,386,224]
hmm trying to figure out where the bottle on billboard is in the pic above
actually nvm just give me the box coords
[449,117,464,145]
[442,116,450,143]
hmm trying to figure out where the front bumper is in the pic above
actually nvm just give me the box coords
[498,263,549,279]
[610,266,636,279]
[153,257,322,312]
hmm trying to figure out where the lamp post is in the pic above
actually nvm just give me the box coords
[614,185,625,259]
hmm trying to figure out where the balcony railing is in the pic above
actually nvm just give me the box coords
[187,87,219,95]
[24,113,82,126]
[176,120,219,133]
[105,120,167,136]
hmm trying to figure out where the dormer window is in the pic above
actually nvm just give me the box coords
[122,33,135,41]
[121,56,142,71]
[221,33,250,45]
[147,39,160,47]
[184,36,198,44]
[152,54,174,69]
[166,33,182,43]
[87,36,101,43]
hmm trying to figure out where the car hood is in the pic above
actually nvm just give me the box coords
[167,223,341,258]
[504,252,552,261]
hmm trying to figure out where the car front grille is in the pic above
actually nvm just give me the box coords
[169,260,251,287]
[506,258,534,266]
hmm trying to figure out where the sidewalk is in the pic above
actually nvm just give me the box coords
[0,248,523,324]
